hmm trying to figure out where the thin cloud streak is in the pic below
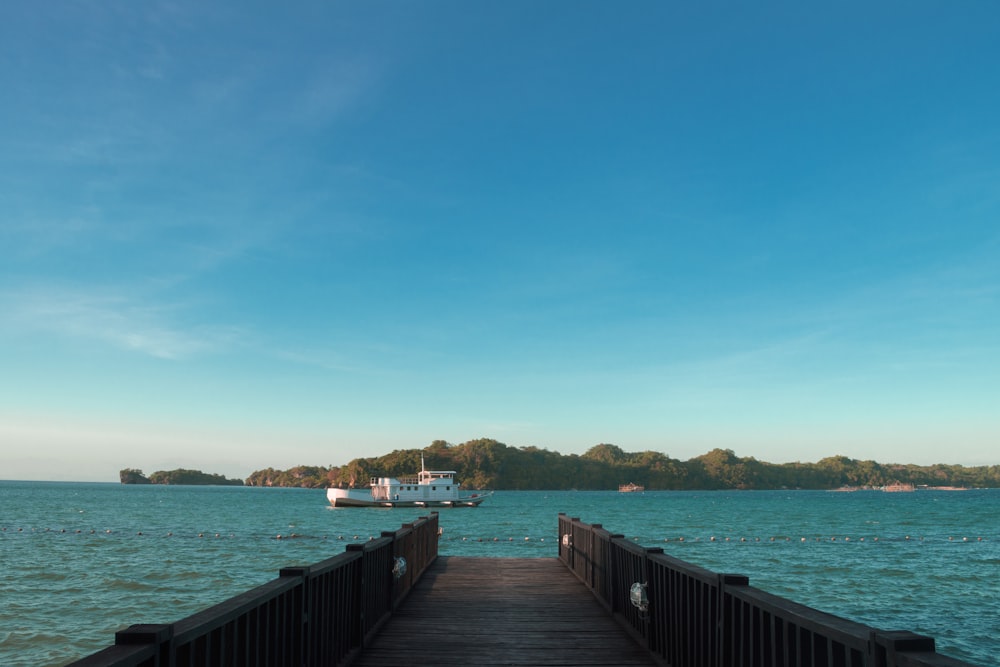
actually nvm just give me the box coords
[0,285,244,360]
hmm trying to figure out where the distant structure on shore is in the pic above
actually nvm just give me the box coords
[832,482,968,493]
[619,482,644,493]
[882,481,915,492]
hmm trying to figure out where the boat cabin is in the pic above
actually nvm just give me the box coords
[369,469,461,503]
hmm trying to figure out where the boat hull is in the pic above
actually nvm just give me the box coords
[327,488,491,508]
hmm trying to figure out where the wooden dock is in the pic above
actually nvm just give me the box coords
[68,513,983,667]
[350,556,657,667]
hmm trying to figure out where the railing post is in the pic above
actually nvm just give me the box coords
[607,533,624,614]
[577,518,588,584]
[278,565,310,667]
[717,573,749,667]
[383,529,405,609]
[347,543,367,650]
[114,624,172,667]
[589,523,601,589]
[870,630,936,667]
[644,546,663,655]
[400,523,415,595]
[557,513,569,565]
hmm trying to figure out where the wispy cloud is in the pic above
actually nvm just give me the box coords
[0,284,245,360]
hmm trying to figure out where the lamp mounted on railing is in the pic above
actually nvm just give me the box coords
[629,582,648,613]
[392,556,407,579]
[562,533,572,547]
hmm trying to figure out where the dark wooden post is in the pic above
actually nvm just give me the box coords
[584,519,599,597]
[347,543,367,650]
[557,513,570,566]
[717,572,750,667]
[278,565,310,666]
[606,533,625,615]
[643,546,664,656]
[383,529,405,609]
[870,630,936,667]
[114,624,172,667]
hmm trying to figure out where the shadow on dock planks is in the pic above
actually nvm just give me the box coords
[349,556,656,666]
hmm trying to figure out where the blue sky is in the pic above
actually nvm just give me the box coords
[2,2,998,482]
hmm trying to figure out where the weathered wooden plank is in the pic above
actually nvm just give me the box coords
[348,557,657,666]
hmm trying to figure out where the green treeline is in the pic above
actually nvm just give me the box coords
[242,439,1000,490]
[120,468,244,486]
[244,465,338,488]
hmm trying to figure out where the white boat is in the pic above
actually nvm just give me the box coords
[327,459,492,508]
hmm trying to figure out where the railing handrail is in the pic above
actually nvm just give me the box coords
[557,513,983,667]
[67,512,440,667]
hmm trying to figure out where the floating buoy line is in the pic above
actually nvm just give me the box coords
[0,526,990,545]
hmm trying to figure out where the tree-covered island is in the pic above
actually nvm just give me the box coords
[119,468,151,484]
[120,468,244,486]
[242,439,1000,490]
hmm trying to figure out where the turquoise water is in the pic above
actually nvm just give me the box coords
[1,482,997,666]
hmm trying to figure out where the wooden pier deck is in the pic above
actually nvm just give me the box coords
[350,556,657,667]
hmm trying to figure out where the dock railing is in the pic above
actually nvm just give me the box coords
[69,512,439,667]
[558,513,979,667]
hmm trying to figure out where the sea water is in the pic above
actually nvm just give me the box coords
[1,482,997,666]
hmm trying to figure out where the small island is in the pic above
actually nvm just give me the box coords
[119,468,151,484]
[120,468,244,486]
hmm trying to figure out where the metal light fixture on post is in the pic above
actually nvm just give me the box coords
[392,556,407,580]
[629,582,648,613]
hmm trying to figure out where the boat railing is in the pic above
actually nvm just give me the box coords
[557,513,980,667]
[68,512,440,667]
